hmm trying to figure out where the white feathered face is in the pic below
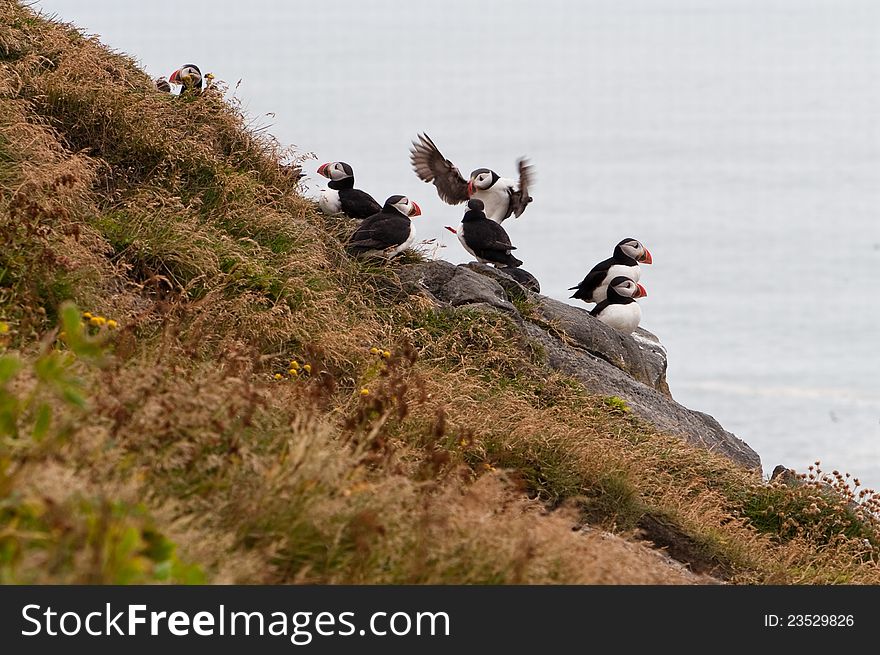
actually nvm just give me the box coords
[317,161,353,182]
[170,64,202,87]
[389,196,422,218]
[609,277,647,299]
[618,239,653,264]
[467,169,498,195]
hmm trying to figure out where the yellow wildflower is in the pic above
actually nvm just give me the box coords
[273,373,283,380]
[369,347,380,355]
[290,360,300,369]
[89,316,101,326]
[303,364,311,373]
[360,388,370,396]
[289,368,299,376]
[0,322,8,334]
[382,350,391,359]
[82,312,92,319]
[107,319,118,329]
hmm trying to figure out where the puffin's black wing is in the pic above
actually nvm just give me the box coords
[467,219,515,252]
[589,299,611,317]
[339,188,382,220]
[464,220,522,266]
[347,214,410,253]
[509,158,535,218]
[568,256,613,301]
[410,133,469,205]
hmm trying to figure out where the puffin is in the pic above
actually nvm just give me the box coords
[169,64,212,93]
[346,195,421,259]
[317,161,382,220]
[410,133,534,223]
[445,199,523,268]
[590,276,647,334]
[154,76,171,93]
[569,238,652,304]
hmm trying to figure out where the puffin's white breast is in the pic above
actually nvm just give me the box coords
[595,302,642,334]
[473,178,515,223]
[318,187,342,215]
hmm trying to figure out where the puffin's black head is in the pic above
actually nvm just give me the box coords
[607,276,647,300]
[317,161,354,182]
[613,238,653,264]
[383,195,422,218]
[169,63,203,89]
[462,198,486,222]
[467,168,500,196]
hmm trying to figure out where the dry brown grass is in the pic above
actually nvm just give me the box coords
[2,0,880,585]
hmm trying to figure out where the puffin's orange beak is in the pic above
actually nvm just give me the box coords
[409,202,422,217]
[636,283,647,298]
[466,180,474,197]
[169,69,180,84]
[317,163,330,177]
[640,249,653,265]
[444,226,457,234]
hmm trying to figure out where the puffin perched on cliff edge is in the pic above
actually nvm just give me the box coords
[445,199,523,268]
[590,276,647,334]
[569,238,652,305]
[317,161,382,220]
[346,195,421,259]
[410,133,534,223]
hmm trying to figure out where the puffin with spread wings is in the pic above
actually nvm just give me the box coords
[409,133,534,224]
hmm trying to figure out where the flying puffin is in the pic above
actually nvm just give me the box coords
[569,238,652,304]
[590,276,647,334]
[317,161,382,220]
[444,199,523,268]
[346,195,421,259]
[410,133,534,223]
[169,64,212,93]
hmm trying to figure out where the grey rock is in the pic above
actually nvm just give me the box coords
[521,322,760,470]
[398,260,761,471]
[771,465,802,486]
[464,263,533,300]
[530,294,669,394]
[399,260,515,313]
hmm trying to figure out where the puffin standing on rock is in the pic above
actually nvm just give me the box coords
[317,161,382,220]
[346,195,421,259]
[410,133,534,224]
[590,276,647,334]
[569,238,652,304]
[445,199,523,268]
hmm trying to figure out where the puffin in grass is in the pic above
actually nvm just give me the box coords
[445,199,523,268]
[169,64,213,94]
[569,238,652,305]
[317,161,382,220]
[346,195,421,260]
[410,133,534,224]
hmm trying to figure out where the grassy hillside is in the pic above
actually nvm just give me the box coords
[2,0,879,584]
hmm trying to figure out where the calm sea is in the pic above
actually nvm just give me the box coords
[37,0,880,488]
